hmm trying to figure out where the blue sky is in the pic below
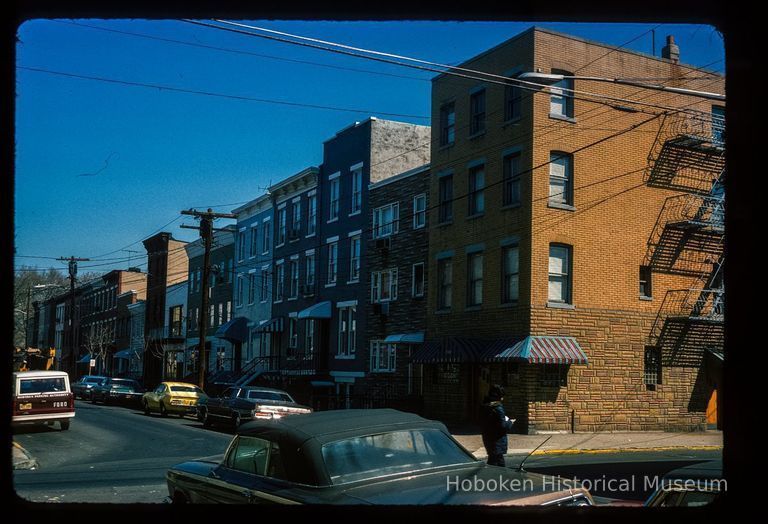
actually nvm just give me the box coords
[14,20,725,275]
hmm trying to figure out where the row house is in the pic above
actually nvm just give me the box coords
[112,289,144,378]
[418,27,724,432]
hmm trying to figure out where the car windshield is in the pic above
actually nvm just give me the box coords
[109,379,136,388]
[321,429,475,485]
[84,377,103,384]
[170,385,204,394]
[19,377,67,394]
[247,391,293,402]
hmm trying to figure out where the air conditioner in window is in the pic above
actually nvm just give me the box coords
[373,302,390,316]
[375,237,391,251]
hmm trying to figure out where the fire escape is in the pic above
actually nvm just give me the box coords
[645,111,725,367]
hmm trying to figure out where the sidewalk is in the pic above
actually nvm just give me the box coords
[450,429,723,459]
[12,442,38,470]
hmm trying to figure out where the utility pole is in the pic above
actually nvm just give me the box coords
[181,209,236,391]
[59,256,90,378]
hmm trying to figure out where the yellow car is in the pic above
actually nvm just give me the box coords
[142,381,208,418]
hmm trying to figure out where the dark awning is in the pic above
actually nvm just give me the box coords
[298,301,332,319]
[384,332,424,344]
[214,316,249,343]
[113,349,133,360]
[77,354,92,364]
[254,318,284,333]
[487,336,588,364]
[412,337,489,364]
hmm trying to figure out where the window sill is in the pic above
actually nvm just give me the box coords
[275,243,286,249]
[305,233,316,239]
[327,218,339,224]
[273,300,283,305]
[502,117,523,128]
[466,213,485,221]
[547,302,575,310]
[465,305,483,312]
[547,202,576,212]
[434,309,452,315]
[287,297,298,302]
[370,370,396,374]
[349,211,361,217]
[347,280,360,285]
[501,203,522,211]
[437,220,454,227]
[335,355,356,360]
[437,143,455,152]
[498,301,519,309]
[468,130,486,140]
[325,283,337,288]
[639,296,653,302]
[549,113,577,124]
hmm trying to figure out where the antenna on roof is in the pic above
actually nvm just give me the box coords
[516,435,552,472]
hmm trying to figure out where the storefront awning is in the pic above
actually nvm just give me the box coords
[298,301,332,319]
[254,318,284,333]
[487,336,588,364]
[384,332,424,344]
[214,316,249,343]
[77,354,92,364]
[113,349,133,360]
[310,380,335,387]
[412,337,489,364]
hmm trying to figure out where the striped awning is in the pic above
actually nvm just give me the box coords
[214,316,249,343]
[412,337,489,364]
[487,336,588,364]
[254,318,284,333]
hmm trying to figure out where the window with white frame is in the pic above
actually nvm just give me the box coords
[370,341,396,373]
[217,303,224,327]
[372,268,398,303]
[438,175,453,223]
[502,245,520,304]
[277,207,287,245]
[291,202,301,239]
[275,263,285,302]
[209,304,215,327]
[470,89,486,135]
[305,319,315,354]
[351,168,362,214]
[306,254,315,287]
[413,194,426,229]
[237,231,246,261]
[236,275,244,307]
[349,236,361,282]
[373,202,399,238]
[503,152,522,207]
[329,178,340,221]
[225,301,231,322]
[550,71,574,118]
[467,252,484,306]
[250,225,258,257]
[412,263,425,297]
[505,80,522,121]
[438,258,452,310]
[549,152,573,206]
[548,244,572,304]
[262,221,271,254]
[248,273,256,305]
[468,164,485,216]
[289,260,299,299]
[260,269,269,302]
[288,318,298,350]
[338,306,356,356]
[439,102,455,146]
[307,194,317,236]
[327,242,338,284]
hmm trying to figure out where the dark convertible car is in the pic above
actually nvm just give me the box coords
[166,409,594,505]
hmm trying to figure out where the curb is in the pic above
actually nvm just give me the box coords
[12,442,38,470]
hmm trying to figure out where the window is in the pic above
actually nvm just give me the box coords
[542,364,568,387]
[373,203,399,238]
[262,221,271,254]
[327,242,338,285]
[338,306,356,356]
[329,178,340,221]
[351,168,362,214]
[291,203,301,239]
[225,301,231,322]
[712,105,725,147]
[548,244,572,304]
[306,194,317,236]
[550,71,574,118]
[469,89,486,135]
[549,152,573,206]
[289,261,299,299]
[209,304,215,327]
[237,231,246,261]
[370,341,396,373]
[412,263,425,297]
[349,236,361,282]
[372,268,398,303]
[236,275,244,307]
[170,305,183,337]
[439,102,455,146]
[277,207,287,245]
[503,152,522,207]
[226,436,272,476]
[438,258,452,310]
[306,254,316,287]
[502,245,520,303]
[248,273,256,305]
[260,269,269,302]
[438,175,453,223]
[305,319,315,354]
[644,346,662,388]
[413,194,426,229]
[640,266,653,298]
[249,226,258,257]
[467,253,484,306]
[225,259,233,283]
[505,79,522,121]
[275,263,285,302]
[468,164,485,216]
[217,303,224,327]
[288,318,298,350]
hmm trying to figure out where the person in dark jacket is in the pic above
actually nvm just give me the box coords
[480,384,515,467]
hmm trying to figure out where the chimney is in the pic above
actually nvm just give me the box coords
[662,35,680,63]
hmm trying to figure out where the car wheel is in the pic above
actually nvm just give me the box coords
[103,397,110,406]
[160,403,168,417]
[60,420,70,431]
[232,412,241,429]
[202,409,212,428]
[143,401,151,416]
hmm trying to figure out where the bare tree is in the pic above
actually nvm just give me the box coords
[13,267,68,348]
[82,322,113,375]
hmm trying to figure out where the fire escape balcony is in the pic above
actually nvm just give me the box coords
[649,288,724,367]
[645,194,725,276]
[645,114,725,195]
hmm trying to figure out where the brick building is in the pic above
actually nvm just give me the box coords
[418,27,725,432]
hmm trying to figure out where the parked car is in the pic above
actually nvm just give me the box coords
[197,386,312,428]
[142,381,207,418]
[91,377,145,406]
[644,460,723,507]
[166,409,594,505]
[12,370,75,431]
[72,375,107,400]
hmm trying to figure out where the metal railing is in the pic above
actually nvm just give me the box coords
[649,288,724,346]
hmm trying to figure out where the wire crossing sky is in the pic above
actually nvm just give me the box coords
[14,20,725,273]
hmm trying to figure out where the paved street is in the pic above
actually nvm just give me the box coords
[13,401,232,503]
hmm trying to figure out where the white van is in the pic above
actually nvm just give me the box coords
[12,370,75,431]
